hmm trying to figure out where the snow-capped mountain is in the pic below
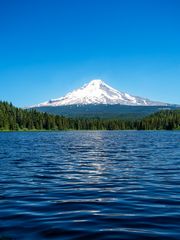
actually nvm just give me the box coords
[32,79,168,107]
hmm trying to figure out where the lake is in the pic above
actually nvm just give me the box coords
[0,131,180,240]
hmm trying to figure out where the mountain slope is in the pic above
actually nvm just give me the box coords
[32,79,169,107]
[33,105,179,120]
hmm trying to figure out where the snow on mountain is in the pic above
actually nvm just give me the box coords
[32,79,168,107]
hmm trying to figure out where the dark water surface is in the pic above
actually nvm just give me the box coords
[0,131,180,240]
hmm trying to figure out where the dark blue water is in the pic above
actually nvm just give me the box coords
[0,131,180,240]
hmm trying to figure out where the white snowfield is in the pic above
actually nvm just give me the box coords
[32,79,168,107]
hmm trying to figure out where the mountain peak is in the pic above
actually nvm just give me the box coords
[88,79,105,85]
[83,79,107,89]
[32,79,168,107]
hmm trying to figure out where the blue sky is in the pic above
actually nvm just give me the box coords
[0,0,180,107]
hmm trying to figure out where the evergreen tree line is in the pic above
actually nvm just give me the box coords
[0,101,179,131]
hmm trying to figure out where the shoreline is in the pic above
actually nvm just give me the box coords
[0,129,179,132]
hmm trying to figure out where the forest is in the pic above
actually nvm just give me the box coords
[0,101,179,131]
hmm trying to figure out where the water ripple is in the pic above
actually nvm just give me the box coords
[0,131,180,239]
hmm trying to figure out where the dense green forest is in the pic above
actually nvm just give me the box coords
[0,101,179,131]
[34,104,177,119]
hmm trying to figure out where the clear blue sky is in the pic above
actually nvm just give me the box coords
[0,0,180,107]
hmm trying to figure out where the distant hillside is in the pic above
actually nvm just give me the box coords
[0,101,180,131]
[32,104,179,120]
